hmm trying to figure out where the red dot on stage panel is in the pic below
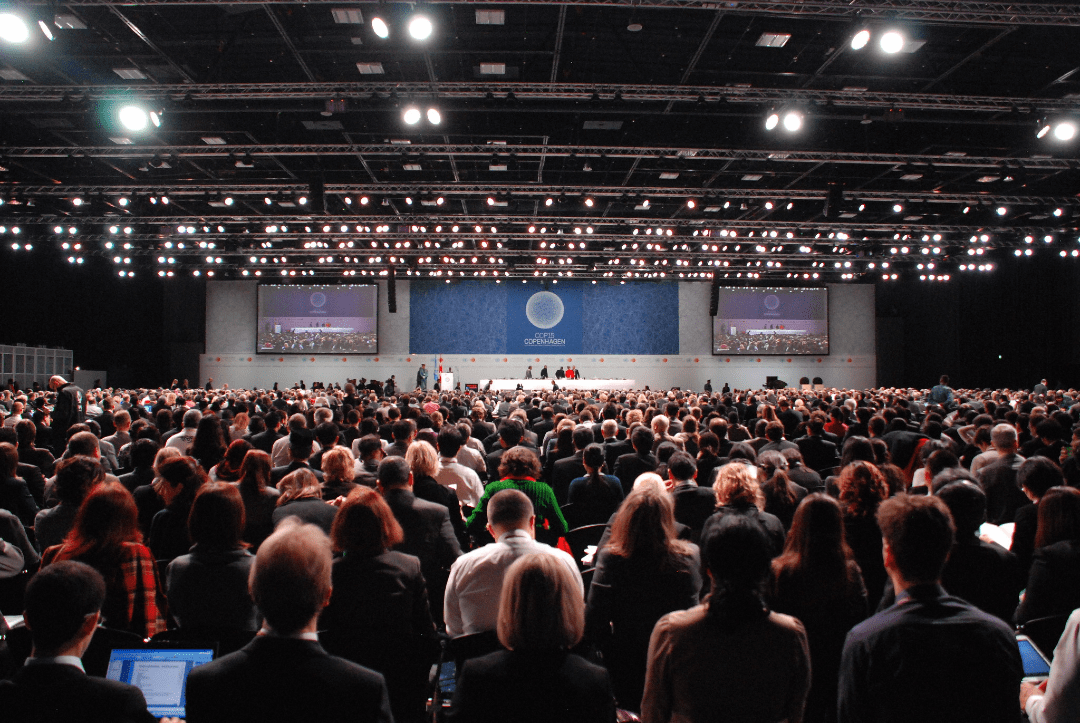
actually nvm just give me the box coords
[631,358,636,363]
[848,358,853,363]
[817,359,823,363]
[406,357,411,362]
[374,358,379,362]
[439,358,444,363]
[663,358,668,363]
[247,358,252,362]
[279,358,284,362]
[567,358,572,362]
[503,358,507,362]
[342,358,347,362]
[471,358,476,362]
[725,358,730,363]
[599,358,604,362]
[310,358,315,362]
[694,358,699,363]
[756,358,762,362]
[215,357,221,362]
[535,358,540,362]
[787,358,792,363]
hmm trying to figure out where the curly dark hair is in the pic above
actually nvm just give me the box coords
[838,461,889,519]
[498,446,542,480]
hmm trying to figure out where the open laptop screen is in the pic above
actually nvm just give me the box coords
[105,647,214,718]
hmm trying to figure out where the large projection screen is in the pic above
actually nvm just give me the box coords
[712,287,829,355]
[256,284,378,354]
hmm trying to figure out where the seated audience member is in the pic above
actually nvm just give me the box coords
[445,489,580,640]
[378,456,462,621]
[164,409,201,455]
[781,452,825,500]
[434,426,485,509]
[149,455,207,562]
[925,480,1022,623]
[234,449,279,550]
[467,446,568,543]
[117,438,160,493]
[1012,456,1066,572]
[166,482,258,632]
[0,507,39,573]
[320,487,439,723]
[614,426,659,496]
[585,484,701,712]
[550,426,594,503]
[406,440,467,546]
[1021,607,1080,723]
[0,442,37,527]
[758,449,808,532]
[566,443,625,528]
[702,461,786,556]
[770,494,867,723]
[667,451,716,542]
[0,561,167,723]
[132,446,181,538]
[641,514,811,723]
[837,461,890,610]
[1015,486,1080,625]
[34,456,103,552]
[185,519,393,723]
[273,467,337,534]
[450,553,616,723]
[209,439,251,483]
[40,484,166,638]
[190,415,227,473]
[270,429,322,486]
[15,418,55,478]
[320,446,359,501]
[837,494,1022,723]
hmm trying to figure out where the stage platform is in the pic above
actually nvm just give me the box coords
[480,378,636,392]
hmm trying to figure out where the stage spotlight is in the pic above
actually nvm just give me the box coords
[1037,119,1052,139]
[298,195,308,205]
[1054,121,1077,141]
[371,16,389,38]
[426,107,441,125]
[403,107,421,125]
[224,196,235,206]
[686,199,697,209]
[880,31,904,53]
[487,196,496,206]
[851,29,870,50]
[408,14,432,40]
[782,110,803,132]
[118,197,130,207]
[435,196,445,205]
[1054,208,1064,217]
[72,197,84,207]
[545,197,554,207]
[149,109,163,128]
[892,203,903,213]
[118,105,150,131]
[359,195,370,205]
[584,197,595,208]
[264,196,273,205]
[995,206,1007,216]
[0,13,30,43]
[37,20,53,41]
[765,111,779,131]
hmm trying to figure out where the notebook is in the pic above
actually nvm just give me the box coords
[105,647,215,718]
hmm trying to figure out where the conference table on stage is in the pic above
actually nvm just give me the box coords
[480,378,637,392]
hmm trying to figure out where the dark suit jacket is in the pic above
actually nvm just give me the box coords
[604,439,633,474]
[450,649,616,723]
[16,462,45,508]
[247,428,281,456]
[1011,502,1038,573]
[795,435,840,473]
[613,452,658,495]
[0,662,156,723]
[978,454,1028,525]
[384,487,462,613]
[551,451,587,504]
[671,482,717,540]
[0,476,39,527]
[1015,539,1080,625]
[185,636,393,723]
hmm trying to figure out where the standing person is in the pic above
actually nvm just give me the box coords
[928,374,955,409]
[48,375,86,439]
[703,380,713,394]
[540,365,549,379]
[837,495,1022,723]
[525,366,534,379]
[417,364,428,392]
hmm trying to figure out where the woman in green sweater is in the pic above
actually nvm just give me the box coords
[467,446,568,545]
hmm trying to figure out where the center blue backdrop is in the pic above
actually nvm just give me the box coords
[409,280,679,355]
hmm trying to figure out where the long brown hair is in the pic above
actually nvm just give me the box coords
[772,494,859,597]
[606,484,693,563]
[56,483,142,559]
[1034,486,1080,549]
[237,450,272,495]
[330,487,404,557]
[838,461,889,519]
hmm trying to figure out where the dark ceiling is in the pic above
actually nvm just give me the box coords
[2,0,1080,282]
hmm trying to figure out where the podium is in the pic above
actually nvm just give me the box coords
[440,373,454,391]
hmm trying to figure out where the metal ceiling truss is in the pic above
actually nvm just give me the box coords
[17,1,1080,27]
[9,184,1079,207]
[2,82,1078,114]
[2,144,1073,170]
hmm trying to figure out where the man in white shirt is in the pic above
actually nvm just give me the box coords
[454,421,489,479]
[444,489,580,638]
[271,413,322,467]
[1021,608,1080,723]
[434,427,484,508]
[164,408,202,455]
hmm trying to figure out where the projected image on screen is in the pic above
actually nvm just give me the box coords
[712,287,828,355]
[257,284,378,354]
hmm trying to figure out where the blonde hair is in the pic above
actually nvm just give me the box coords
[497,554,584,652]
[153,446,182,472]
[405,440,441,479]
[633,472,666,492]
[713,461,765,510]
[321,446,356,484]
[277,467,323,505]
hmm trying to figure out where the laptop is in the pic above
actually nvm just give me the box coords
[1016,634,1051,683]
[105,646,215,719]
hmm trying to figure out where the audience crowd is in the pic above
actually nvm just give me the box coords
[1,373,1079,722]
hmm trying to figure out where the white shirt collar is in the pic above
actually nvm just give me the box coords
[258,626,319,641]
[27,655,84,672]
[497,529,533,543]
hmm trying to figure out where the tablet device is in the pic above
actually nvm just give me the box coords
[1017,634,1051,682]
[105,646,215,719]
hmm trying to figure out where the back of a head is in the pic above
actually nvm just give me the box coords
[250,519,332,635]
[437,426,463,458]
[54,455,105,505]
[497,553,583,652]
[24,561,106,652]
[876,494,955,585]
[499,418,525,446]
[782,493,848,567]
[498,445,542,481]
[393,419,415,442]
[667,451,697,482]
[488,488,534,530]
[66,431,99,458]
[1018,456,1064,499]
[631,425,655,454]
[608,483,677,560]
[183,408,203,429]
[713,461,763,509]
[726,442,758,465]
[0,443,18,478]
[702,513,772,603]
[572,425,594,451]
[1034,486,1080,549]
[331,486,403,557]
[131,438,161,469]
[582,443,606,473]
[189,482,246,549]
[841,436,875,468]
[937,481,987,539]
[377,455,412,488]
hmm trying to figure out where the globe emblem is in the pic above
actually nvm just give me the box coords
[310,292,327,308]
[764,294,781,311]
[526,291,565,329]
